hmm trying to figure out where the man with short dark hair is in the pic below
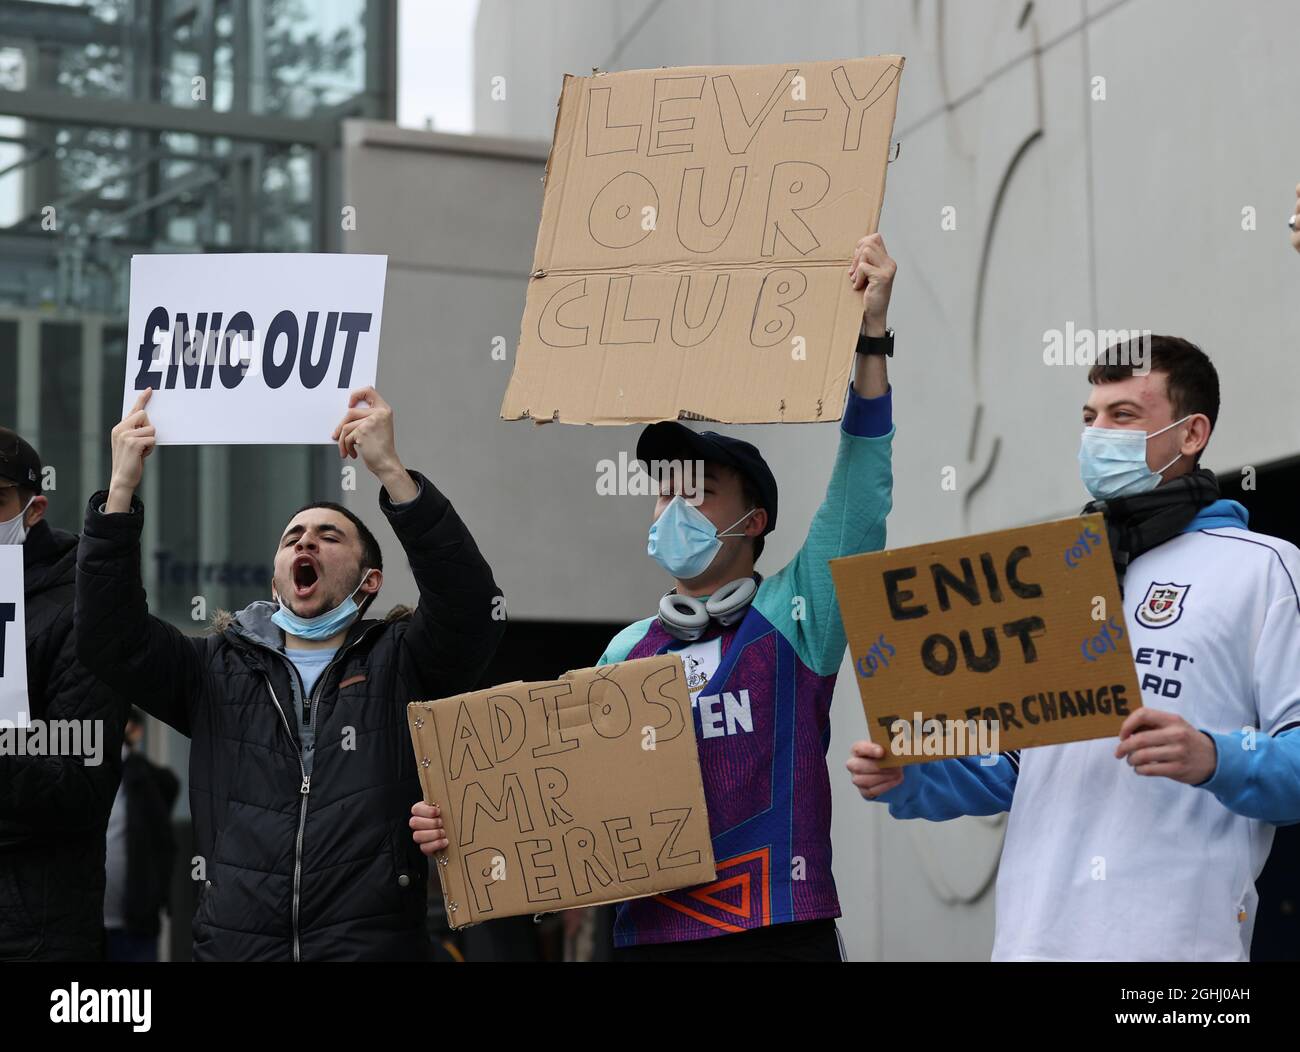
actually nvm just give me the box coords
[77,387,505,960]
[0,427,128,961]
[850,335,1300,961]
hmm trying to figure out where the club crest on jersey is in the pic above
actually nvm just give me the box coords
[682,652,709,692]
[1135,581,1189,629]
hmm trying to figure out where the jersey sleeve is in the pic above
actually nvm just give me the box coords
[596,617,657,667]
[1198,728,1300,826]
[873,752,1018,820]
[753,385,894,676]
[1196,555,1300,825]
[1253,560,1300,735]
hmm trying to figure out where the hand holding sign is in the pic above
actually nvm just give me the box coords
[499,56,905,425]
[107,389,157,514]
[406,654,715,928]
[330,387,417,503]
[409,802,448,856]
[849,232,897,337]
[831,515,1144,765]
[1115,706,1217,784]
[124,253,387,445]
[846,739,904,799]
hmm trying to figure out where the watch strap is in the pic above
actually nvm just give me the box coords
[855,327,894,357]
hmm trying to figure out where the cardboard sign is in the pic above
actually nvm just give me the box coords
[407,654,716,928]
[501,55,905,425]
[123,253,388,444]
[0,546,29,728]
[830,515,1143,766]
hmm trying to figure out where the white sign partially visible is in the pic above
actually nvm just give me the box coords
[0,545,29,728]
[123,253,388,445]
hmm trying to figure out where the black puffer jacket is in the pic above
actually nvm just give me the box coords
[0,520,127,961]
[75,472,504,961]
[118,749,180,936]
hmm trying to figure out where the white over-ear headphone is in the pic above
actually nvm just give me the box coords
[657,577,758,642]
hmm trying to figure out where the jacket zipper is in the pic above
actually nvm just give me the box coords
[249,627,380,962]
[261,673,310,963]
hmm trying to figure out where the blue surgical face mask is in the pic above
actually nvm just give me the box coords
[1078,415,1190,500]
[647,497,755,580]
[271,567,375,641]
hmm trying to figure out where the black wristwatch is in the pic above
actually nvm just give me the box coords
[855,327,894,357]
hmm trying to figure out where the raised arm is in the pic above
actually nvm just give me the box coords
[75,389,204,734]
[382,471,505,699]
[753,233,897,675]
[332,387,505,701]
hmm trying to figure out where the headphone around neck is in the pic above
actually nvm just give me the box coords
[657,576,759,642]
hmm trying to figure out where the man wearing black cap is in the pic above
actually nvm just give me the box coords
[411,235,898,959]
[0,427,128,960]
[459,233,899,964]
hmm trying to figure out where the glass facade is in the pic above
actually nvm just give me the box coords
[1,0,375,113]
[1,0,393,311]
[0,1,396,817]
[0,0,395,613]
[0,307,328,620]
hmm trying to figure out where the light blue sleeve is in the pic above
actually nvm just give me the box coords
[1196,573,1300,825]
[873,754,1018,820]
[1197,729,1300,826]
[596,617,657,667]
[752,386,894,676]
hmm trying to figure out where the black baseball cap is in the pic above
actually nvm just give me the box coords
[0,427,40,490]
[636,422,778,537]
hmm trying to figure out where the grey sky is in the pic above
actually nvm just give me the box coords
[397,0,480,134]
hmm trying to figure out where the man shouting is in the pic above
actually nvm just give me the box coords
[77,387,504,961]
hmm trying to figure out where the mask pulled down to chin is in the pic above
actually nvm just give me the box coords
[271,567,376,641]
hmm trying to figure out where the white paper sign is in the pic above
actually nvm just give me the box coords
[123,253,388,444]
[0,545,29,728]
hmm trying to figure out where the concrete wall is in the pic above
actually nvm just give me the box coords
[344,0,1300,959]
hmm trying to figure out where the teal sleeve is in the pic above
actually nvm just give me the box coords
[596,617,657,666]
[753,425,894,675]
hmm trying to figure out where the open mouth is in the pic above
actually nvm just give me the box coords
[291,555,320,599]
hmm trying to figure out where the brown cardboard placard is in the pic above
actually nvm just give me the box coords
[500,55,905,425]
[830,514,1143,766]
[407,654,716,928]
